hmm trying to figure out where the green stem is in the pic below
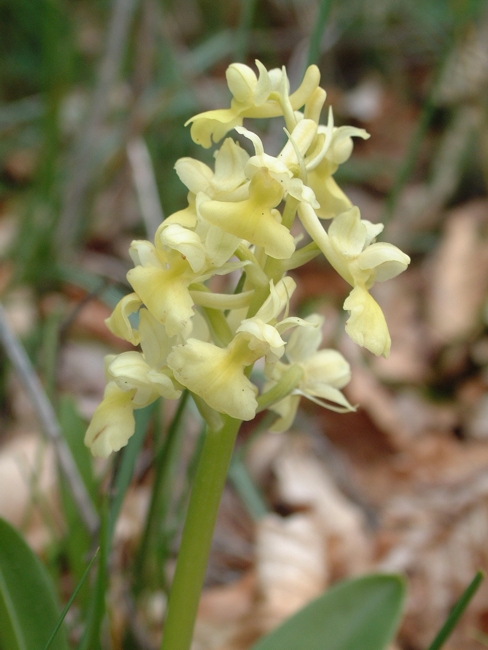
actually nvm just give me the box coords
[134,394,189,592]
[202,306,233,346]
[160,415,242,650]
[256,364,303,412]
[234,0,258,62]
[307,0,334,68]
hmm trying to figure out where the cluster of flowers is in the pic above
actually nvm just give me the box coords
[85,61,410,458]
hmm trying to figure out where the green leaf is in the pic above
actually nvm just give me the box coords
[0,517,69,650]
[251,574,406,650]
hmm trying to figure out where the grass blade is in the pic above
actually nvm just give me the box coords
[427,570,484,650]
[43,549,100,650]
[307,0,334,67]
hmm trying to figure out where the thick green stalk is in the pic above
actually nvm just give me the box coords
[160,415,242,650]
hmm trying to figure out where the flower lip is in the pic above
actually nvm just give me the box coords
[167,338,259,421]
[198,168,296,260]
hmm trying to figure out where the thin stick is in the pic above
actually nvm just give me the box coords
[127,137,165,240]
[0,303,99,534]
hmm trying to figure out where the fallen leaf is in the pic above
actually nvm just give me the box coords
[426,200,488,345]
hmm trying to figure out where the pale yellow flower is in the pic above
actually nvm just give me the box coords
[186,62,321,147]
[266,314,354,431]
[234,122,321,207]
[198,168,295,259]
[303,109,369,219]
[306,158,353,219]
[86,58,410,460]
[84,382,136,458]
[105,292,142,345]
[127,223,243,336]
[85,309,183,457]
[127,244,197,337]
[298,204,410,356]
[175,138,249,201]
[167,336,259,421]
[167,278,299,420]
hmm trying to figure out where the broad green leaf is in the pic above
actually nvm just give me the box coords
[0,517,69,650]
[251,574,406,650]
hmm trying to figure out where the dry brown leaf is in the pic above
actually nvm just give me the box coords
[2,148,38,183]
[113,485,151,550]
[2,287,37,337]
[255,512,326,631]
[194,573,256,650]
[426,200,488,345]
[346,357,415,448]
[345,336,457,448]
[399,435,488,487]
[57,341,111,418]
[378,471,488,649]
[372,271,432,384]
[272,435,370,577]
[0,432,58,550]
[244,430,289,487]
[466,394,488,440]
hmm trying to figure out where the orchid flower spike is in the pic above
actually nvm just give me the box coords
[85,59,410,457]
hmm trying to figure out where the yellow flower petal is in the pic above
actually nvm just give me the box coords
[226,63,259,102]
[308,168,352,219]
[304,349,351,391]
[270,394,301,432]
[105,292,142,345]
[199,169,295,259]
[244,64,321,118]
[253,276,296,324]
[138,308,174,368]
[357,242,411,283]
[328,206,366,258]
[167,338,258,420]
[160,224,207,273]
[127,260,194,337]
[186,108,243,148]
[84,382,136,458]
[158,197,198,231]
[343,286,391,357]
[212,139,249,194]
[174,158,213,194]
[108,351,161,405]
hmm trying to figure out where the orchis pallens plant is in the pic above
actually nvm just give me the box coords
[84,60,410,650]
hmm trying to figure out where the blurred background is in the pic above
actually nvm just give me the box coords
[2,0,488,648]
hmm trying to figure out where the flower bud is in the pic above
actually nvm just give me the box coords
[226,63,257,103]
